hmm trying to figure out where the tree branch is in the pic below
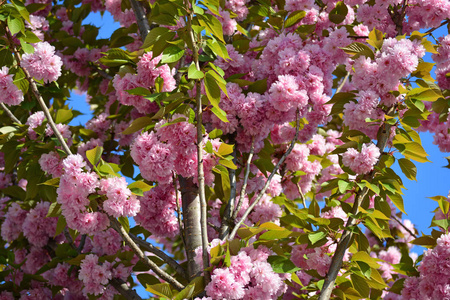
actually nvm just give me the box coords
[110,278,143,300]
[228,111,300,240]
[0,103,21,124]
[231,139,255,223]
[129,0,151,41]
[318,107,395,300]
[129,232,188,280]
[4,24,73,156]
[219,145,237,239]
[336,72,349,94]
[110,218,185,291]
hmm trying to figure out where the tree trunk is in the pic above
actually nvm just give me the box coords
[179,176,202,280]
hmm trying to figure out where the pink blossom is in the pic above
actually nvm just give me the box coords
[22,42,62,83]
[0,67,24,106]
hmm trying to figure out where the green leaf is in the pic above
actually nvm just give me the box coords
[308,231,327,245]
[328,1,348,24]
[188,63,204,79]
[39,177,60,187]
[204,72,228,122]
[408,87,442,102]
[387,192,405,214]
[174,284,195,300]
[247,78,268,94]
[285,10,306,28]
[54,215,67,237]
[128,181,153,193]
[121,117,152,135]
[137,274,160,287]
[209,128,223,139]
[219,159,237,169]
[367,28,384,50]
[8,17,24,35]
[146,283,173,299]
[411,236,436,247]
[46,202,62,218]
[351,274,370,298]
[198,14,225,42]
[398,158,417,181]
[86,146,103,167]
[341,42,375,60]
[161,46,185,63]
[118,216,130,233]
[352,251,380,269]
[55,109,73,124]
[98,162,120,176]
[267,256,301,273]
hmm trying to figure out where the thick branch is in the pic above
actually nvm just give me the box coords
[4,24,72,156]
[110,279,143,300]
[129,0,151,41]
[318,107,395,300]
[110,218,185,291]
[129,232,187,280]
[228,112,300,240]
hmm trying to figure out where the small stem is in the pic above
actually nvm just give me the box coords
[110,218,185,291]
[229,111,300,240]
[231,139,255,222]
[77,234,87,252]
[0,103,21,124]
[392,214,417,238]
[174,175,187,249]
[296,182,307,208]
[335,72,349,94]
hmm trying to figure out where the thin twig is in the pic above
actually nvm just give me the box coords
[4,24,72,156]
[231,139,255,222]
[0,103,21,124]
[129,232,188,280]
[392,214,417,238]
[110,278,143,300]
[424,19,450,36]
[335,72,349,94]
[296,182,307,209]
[110,218,185,291]
[229,111,300,240]
[208,222,220,232]
[77,234,87,253]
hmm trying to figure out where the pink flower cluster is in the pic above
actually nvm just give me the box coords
[99,176,140,218]
[134,184,179,238]
[39,151,64,177]
[433,35,450,91]
[21,42,63,83]
[131,114,219,185]
[78,254,112,296]
[105,0,136,27]
[57,154,109,234]
[402,233,450,299]
[1,203,27,242]
[203,245,287,299]
[0,67,24,106]
[23,201,57,247]
[113,52,176,114]
[342,143,380,175]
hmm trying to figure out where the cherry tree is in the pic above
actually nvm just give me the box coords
[0,0,450,299]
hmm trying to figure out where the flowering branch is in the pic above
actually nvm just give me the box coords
[318,106,396,300]
[228,111,300,240]
[110,217,185,291]
[3,23,73,156]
